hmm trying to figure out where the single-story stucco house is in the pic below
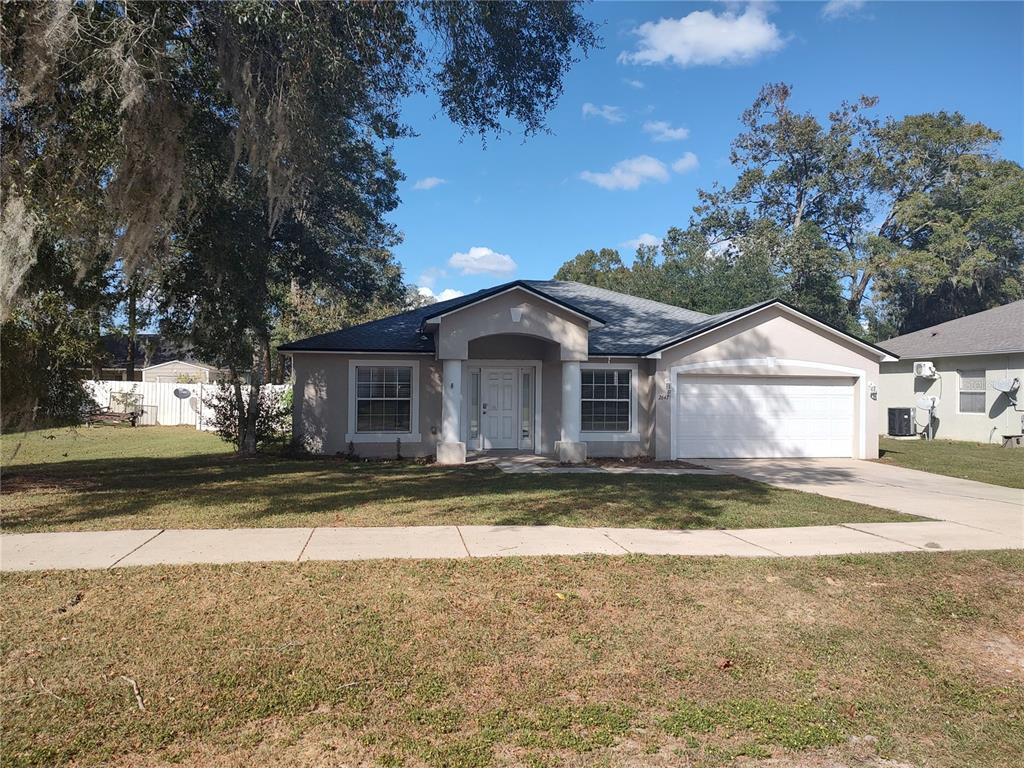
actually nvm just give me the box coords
[878,300,1024,444]
[280,280,897,464]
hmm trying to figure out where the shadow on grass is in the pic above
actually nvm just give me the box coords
[1,451,782,532]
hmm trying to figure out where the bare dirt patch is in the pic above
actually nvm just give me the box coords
[947,629,1024,686]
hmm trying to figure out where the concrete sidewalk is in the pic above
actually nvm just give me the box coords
[3,518,1020,572]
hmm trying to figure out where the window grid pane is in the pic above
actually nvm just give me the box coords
[581,368,631,432]
[355,366,413,432]
[958,370,986,413]
[959,371,985,391]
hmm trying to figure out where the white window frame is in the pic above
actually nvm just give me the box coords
[346,359,421,443]
[580,362,640,442]
[957,369,987,416]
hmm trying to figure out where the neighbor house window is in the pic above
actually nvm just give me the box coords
[581,368,631,432]
[356,366,412,432]
[958,370,986,414]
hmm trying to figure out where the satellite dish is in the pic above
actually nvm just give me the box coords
[992,377,1020,394]
[916,396,939,410]
[173,387,192,399]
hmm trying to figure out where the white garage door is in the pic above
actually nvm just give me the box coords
[675,376,855,458]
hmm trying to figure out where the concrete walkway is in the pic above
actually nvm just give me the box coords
[3,518,1021,572]
[702,459,1023,539]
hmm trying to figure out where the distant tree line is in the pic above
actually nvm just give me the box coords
[556,84,1024,339]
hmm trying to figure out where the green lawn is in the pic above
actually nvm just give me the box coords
[3,552,1022,767]
[879,437,1024,488]
[0,426,914,533]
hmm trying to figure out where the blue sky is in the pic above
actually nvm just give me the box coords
[391,1,1023,302]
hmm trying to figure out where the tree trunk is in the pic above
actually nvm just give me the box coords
[125,282,137,381]
[90,306,102,379]
[231,374,253,456]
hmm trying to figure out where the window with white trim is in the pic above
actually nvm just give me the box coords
[958,370,986,414]
[581,368,631,432]
[355,366,413,432]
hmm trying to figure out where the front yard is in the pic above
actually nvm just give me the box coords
[3,552,1022,767]
[878,437,1024,488]
[0,426,914,533]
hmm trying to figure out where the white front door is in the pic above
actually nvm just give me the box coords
[481,368,517,449]
[675,375,856,458]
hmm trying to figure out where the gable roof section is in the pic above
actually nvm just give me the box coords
[421,281,606,328]
[645,299,897,361]
[278,281,892,359]
[881,300,1024,358]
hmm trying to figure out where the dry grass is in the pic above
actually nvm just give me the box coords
[0,427,912,533]
[2,552,1022,767]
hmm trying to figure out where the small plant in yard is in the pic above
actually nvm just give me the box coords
[203,385,290,453]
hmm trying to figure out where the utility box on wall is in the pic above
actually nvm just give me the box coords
[887,407,914,437]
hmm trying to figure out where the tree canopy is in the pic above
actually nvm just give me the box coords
[555,83,1024,338]
[1,0,596,441]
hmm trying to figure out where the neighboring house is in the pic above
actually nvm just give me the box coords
[281,280,895,464]
[85,334,232,383]
[878,301,1024,443]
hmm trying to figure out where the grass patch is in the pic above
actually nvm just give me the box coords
[878,437,1024,488]
[0,426,914,533]
[2,552,1023,766]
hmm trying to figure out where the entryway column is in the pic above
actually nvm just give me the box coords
[555,359,587,463]
[437,358,466,464]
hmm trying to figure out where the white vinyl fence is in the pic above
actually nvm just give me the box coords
[84,380,289,431]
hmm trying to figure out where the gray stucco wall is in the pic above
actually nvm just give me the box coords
[878,353,1024,443]
[292,352,441,458]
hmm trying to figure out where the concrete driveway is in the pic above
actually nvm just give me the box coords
[703,458,1023,540]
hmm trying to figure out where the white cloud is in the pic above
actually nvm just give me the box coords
[582,102,625,124]
[671,152,700,174]
[413,176,446,191]
[448,246,517,276]
[622,233,662,250]
[821,0,866,20]
[417,286,465,302]
[643,120,690,142]
[418,267,447,289]
[623,78,645,89]
[619,5,786,67]
[580,155,670,191]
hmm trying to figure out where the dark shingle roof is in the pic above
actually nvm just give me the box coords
[881,301,1024,358]
[279,280,891,358]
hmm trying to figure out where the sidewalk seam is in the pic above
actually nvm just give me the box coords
[838,523,926,551]
[720,530,782,557]
[297,528,316,562]
[600,531,632,555]
[108,529,165,569]
[455,526,472,557]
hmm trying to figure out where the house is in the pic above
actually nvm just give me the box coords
[877,301,1024,443]
[280,280,896,464]
[85,334,231,383]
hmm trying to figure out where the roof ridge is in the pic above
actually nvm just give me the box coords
[526,279,709,318]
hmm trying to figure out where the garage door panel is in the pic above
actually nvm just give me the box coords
[676,376,855,458]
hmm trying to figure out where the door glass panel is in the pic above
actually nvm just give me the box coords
[469,371,481,439]
[521,370,532,442]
